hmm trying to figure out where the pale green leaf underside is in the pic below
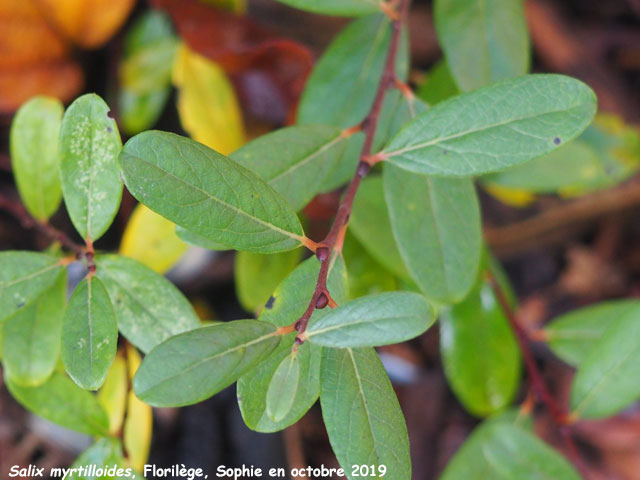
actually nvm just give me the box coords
[62,276,118,390]
[266,351,300,422]
[6,372,109,436]
[59,93,123,241]
[120,131,305,253]
[231,125,349,211]
[440,421,580,479]
[274,0,383,16]
[384,164,482,302]
[10,96,63,220]
[307,291,433,347]
[238,337,321,433]
[434,0,530,91]
[95,254,200,353]
[69,438,126,479]
[570,303,640,418]
[133,321,280,407]
[545,300,640,367]
[383,74,597,176]
[2,272,66,387]
[0,251,63,323]
[321,347,411,480]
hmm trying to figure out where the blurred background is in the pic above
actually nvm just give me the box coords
[1,0,640,478]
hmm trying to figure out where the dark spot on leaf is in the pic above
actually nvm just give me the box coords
[442,150,448,155]
[107,126,113,133]
[250,194,254,199]
[265,296,276,309]
[554,137,561,145]
[16,300,25,308]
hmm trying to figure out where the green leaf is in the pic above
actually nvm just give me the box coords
[235,249,302,314]
[297,13,408,190]
[0,251,64,322]
[231,125,350,211]
[6,372,109,436]
[545,300,640,367]
[384,163,482,302]
[306,292,433,347]
[439,270,521,417]
[67,437,126,480]
[175,225,228,250]
[416,60,460,105]
[10,96,63,220]
[349,176,409,278]
[95,254,200,353]
[321,347,410,480]
[118,11,176,135]
[238,337,321,432]
[259,255,348,327]
[2,272,66,386]
[120,131,305,253]
[59,94,123,242]
[434,0,530,92]
[342,233,401,298]
[133,321,280,407]
[273,0,383,16]
[570,305,640,418]
[62,276,118,390]
[383,74,597,176]
[266,350,300,422]
[440,420,580,479]
[483,140,601,193]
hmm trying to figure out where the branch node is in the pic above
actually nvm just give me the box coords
[315,246,330,262]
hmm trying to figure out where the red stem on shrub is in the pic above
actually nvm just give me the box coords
[488,273,588,477]
[294,0,410,341]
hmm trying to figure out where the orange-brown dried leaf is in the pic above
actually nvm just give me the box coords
[0,62,83,113]
[33,0,135,48]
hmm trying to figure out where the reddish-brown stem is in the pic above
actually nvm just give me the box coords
[294,0,409,340]
[0,194,85,257]
[487,272,588,476]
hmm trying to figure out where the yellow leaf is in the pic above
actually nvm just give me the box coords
[172,43,245,154]
[484,184,536,208]
[120,204,188,274]
[124,344,152,472]
[34,0,135,48]
[97,353,128,436]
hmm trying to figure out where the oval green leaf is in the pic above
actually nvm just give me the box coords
[231,125,350,211]
[6,372,109,436]
[570,304,640,419]
[321,347,411,480]
[0,251,64,322]
[266,350,300,422]
[441,420,580,479]
[383,74,597,176]
[434,0,530,92]
[95,254,200,353]
[120,131,305,253]
[62,276,118,390]
[2,272,66,386]
[384,163,482,303]
[545,300,640,367]
[238,337,321,433]
[133,320,280,407]
[273,0,383,16]
[306,291,433,347]
[440,273,521,417]
[59,93,123,241]
[235,249,302,314]
[10,96,63,220]
[68,437,126,478]
[297,13,408,190]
